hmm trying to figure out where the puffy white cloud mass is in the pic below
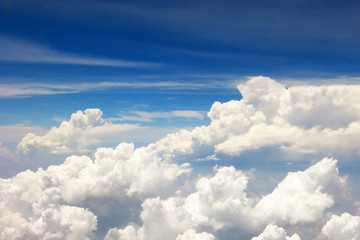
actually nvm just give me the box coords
[176,229,216,240]
[322,213,360,240]
[154,76,360,159]
[0,187,97,240]
[111,158,347,240]
[251,224,301,240]
[17,77,360,159]
[3,76,360,239]
[0,143,191,239]
[17,109,142,154]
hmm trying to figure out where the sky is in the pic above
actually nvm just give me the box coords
[1,0,360,240]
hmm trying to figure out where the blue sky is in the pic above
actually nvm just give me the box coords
[1,1,360,240]
[1,0,360,139]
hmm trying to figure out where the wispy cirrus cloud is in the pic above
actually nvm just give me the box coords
[0,37,160,68]
[0,80,230,98]
[110,110,206,122]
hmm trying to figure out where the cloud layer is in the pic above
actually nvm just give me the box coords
[2,77,360,239]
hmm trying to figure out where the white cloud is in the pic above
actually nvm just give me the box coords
[254,158,347,226]
[251,225,301,240]
[1,141,191,239]
[3,76,360,239]
[322,213,360,240]
[152,76,360,160]
[17,109,143,154]
[114,158,346,239]
[0,188,97,240]
[112,110,205,122]
[4,142,191,204]
[176,229,216,240]
[105,226,139,240]
[0,80,226,98]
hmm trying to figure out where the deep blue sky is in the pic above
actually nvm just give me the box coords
[1,0,360,145]
[1,0,360,127]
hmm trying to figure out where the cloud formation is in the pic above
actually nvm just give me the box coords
[112,110,205,122]
[1,142,191,238]
[322,213,360,240]
[251,225,301,240]
[3,76,360,239]
[110,158,346,239]
[17,109,142,154]
[0,80,228,98]
[154,76,360,160]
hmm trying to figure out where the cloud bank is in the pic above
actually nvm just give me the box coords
[154,76,360,160]
[2,77,360,239]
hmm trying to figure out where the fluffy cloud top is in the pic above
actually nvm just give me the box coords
[176,229,216,240]
[251,225,301,240]
[17,77,360,160]
[155,76,360,159]
[17,109,141,154]
[0,188,97,240]
[254,158,347,225]
[0,143,191,239]
[112,158,347,240]
[322,213,360,240]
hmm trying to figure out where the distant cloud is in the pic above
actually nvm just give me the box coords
[252,225,301,240]
[176,230,216,240]
[17,109,143,154]
[0,80,227,98]
[111,110,205,122]
[0,37,160,68]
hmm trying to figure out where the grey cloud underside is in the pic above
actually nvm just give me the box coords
[2,77,360,239]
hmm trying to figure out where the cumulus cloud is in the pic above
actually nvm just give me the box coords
[3,142,191,204]
[0,142,191,239]
[0,188,97,240]
[3,76,360,239]
[113,158,346,239]
[17,77,360,159]
[254,158,347,226]
[176,229,216,240]
[154,76,360,159]
[322,213,360,240]
[17,109,142,154]
[251,224,301,240]
[105,226,139,240]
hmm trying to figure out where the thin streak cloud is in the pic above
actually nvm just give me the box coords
[0,81,230,98]
[0,37,160,68]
